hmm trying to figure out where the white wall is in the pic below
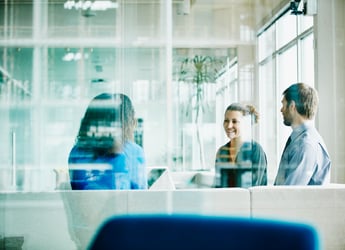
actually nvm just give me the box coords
[315,0,345,183]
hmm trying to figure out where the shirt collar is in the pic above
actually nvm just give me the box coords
[291,121,313,141]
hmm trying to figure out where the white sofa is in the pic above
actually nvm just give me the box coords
[250,184,345,250]
[0,188,250,250]
[1,185,344,250]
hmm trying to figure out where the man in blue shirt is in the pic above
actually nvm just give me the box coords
[274,83,331,185]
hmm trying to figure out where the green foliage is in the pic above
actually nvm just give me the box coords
[178,55,225,122]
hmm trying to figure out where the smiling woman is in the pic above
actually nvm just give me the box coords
[215,103,267,188]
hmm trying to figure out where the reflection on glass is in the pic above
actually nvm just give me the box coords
[68,93,147,190]
[214,103,267,188]
[173,48,237,171]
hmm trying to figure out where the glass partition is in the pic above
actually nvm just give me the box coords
[0,0,257,192]
[2,0,333,249]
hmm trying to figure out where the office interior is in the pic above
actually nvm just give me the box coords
[1,0,344,189]
[0,0,345,249]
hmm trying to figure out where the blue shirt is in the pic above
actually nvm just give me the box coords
[123,141,148,189]
[68,141,148,190]
[274,122,331,185]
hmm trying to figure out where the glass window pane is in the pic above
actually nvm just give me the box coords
[277,45,297,156]
[277,45,298,93]
[276,12,297,49]
[48,0,119,38]
[0,1,33,38]
[299,15,313,34]
[258,58,277,184]
[0,48,33,100]
[173,48,237,171]
[301,33,314,86]
[258,25,275,61]
[173,1,255,42]
[0,47,36,190]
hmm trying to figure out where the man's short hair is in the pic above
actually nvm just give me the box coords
[283,83,319,119]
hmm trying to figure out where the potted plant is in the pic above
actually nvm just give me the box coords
[177,54,226,169]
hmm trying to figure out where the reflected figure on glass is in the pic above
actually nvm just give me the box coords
[274,83,331,185]
[215,103,267,187]
[68,93,147,190]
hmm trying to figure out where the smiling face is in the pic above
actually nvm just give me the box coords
[223,110,244,140]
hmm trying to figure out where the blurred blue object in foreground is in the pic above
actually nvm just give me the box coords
[89,214,319,250]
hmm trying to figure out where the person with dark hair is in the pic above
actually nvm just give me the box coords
[215,103,267,187]
[274,83,331,185]
[68,93,147,190]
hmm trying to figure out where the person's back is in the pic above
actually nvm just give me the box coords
[275,122,330,185]
[68,145,129,189]
[306,125,331,184]
[68,93,147,190]
[123,140,147,189]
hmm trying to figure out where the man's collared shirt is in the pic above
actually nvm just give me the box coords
[274,122,331,185]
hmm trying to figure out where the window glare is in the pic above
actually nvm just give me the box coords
[299,15,313,34]
[301,34,315,86]
[258,25,275,61]
[276,12,297,49]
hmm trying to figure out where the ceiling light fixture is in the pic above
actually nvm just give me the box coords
[64,1,118,11]
[62,52,89,61]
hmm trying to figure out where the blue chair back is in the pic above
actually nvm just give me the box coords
[89,214,319,250]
